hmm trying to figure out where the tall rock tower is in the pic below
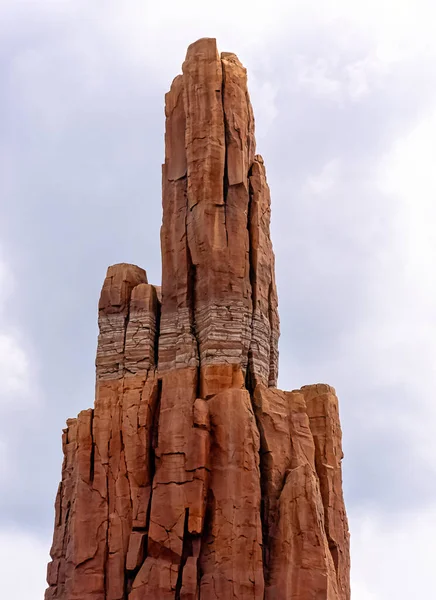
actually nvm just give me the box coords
[45,38,350,600]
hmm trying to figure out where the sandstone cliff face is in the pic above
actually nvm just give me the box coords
[46,38,350,600]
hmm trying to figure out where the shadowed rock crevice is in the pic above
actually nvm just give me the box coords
[174,508,191,600]
[186,241,201,398]
[45,38,350,600]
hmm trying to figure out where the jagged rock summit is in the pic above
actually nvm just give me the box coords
[45,38,350,600]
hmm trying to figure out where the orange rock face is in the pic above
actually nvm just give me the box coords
[46,38,350,600]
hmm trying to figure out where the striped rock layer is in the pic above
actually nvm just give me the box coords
[45,38,350,600]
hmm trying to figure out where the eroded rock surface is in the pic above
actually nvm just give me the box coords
[46,38,350,600]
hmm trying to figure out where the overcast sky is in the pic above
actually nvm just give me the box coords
[1,1,436,597]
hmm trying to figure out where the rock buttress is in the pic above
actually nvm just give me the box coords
[46,38,350,600]
[46,265,160,600]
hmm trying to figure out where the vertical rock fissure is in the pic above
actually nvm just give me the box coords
[253,412,272,585]
[145,376,162,554]
[175,508,191,599]
[61,503,70,555]
[186,241,201,398]
[122,300,131,374]
[221,58,229,249]
[185,180,201,387]
[246,171,257,395]
[197,484,215,591]
[267,282,275,388]
[56,482,63,527]
[154,291,161,368]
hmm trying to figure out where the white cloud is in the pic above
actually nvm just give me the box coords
[0,530,50,600]
[0,254,38,509]
[0,333,30,401]
[292,48,392,104]
[0,438,9,479]
[294,56,342,100]
[349,109,436,417]
[0,255,44,586]
[248,78,279,141]
[304,158,341,195]
[0,254,12,307]
[350,506,436,599]
[292,105,436,476]
[357,109,436,465]
[0,254,34,408]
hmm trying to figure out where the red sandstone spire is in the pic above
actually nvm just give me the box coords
[45,38,350,600]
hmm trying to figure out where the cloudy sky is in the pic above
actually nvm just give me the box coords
[1,0,436,597]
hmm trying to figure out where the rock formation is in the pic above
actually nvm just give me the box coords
[45,38,350,600]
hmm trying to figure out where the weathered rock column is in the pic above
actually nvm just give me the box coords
[46,265,160,600]
[46,38,350,600]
